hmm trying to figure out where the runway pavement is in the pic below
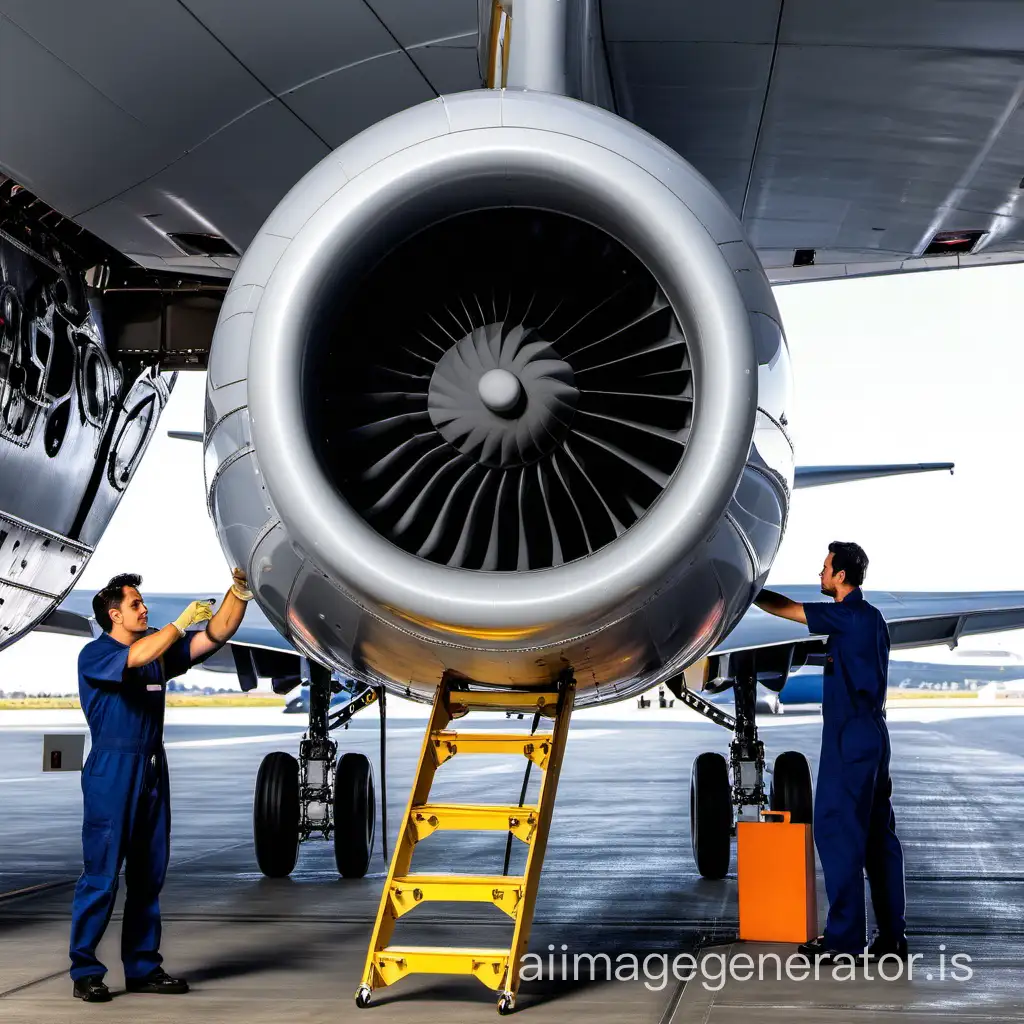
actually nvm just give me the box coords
[0,705,1022,1022]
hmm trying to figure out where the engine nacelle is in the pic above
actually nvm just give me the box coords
[205,90,793,707]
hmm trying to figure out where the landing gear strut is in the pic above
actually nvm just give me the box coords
[730,667,766,824]
[254,660,379,878]
[671,656,813,878]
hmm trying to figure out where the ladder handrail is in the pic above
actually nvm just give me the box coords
[503,676,575,995]
[358,675,454,987]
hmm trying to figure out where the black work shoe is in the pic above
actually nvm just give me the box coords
[867,934,909,961]
[125,967,190,994]
[797,936,857,964]
[73,975,112,1002]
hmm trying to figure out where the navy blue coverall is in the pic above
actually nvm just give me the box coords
[69,631,193,981]
[804,587,907,952]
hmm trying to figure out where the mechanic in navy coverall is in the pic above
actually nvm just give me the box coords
[69,568,252,1002]
[755,541,908,963]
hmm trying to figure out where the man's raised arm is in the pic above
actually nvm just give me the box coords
[188,568,252,661]
[126,601,214,668]
[753,588,807,624]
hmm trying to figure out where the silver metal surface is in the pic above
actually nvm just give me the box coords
[505,0,568,95]
[206,89,793,705]
[0,230,173,651]
[476,367,523,415]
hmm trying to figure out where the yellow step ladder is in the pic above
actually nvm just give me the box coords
[355,671,576,1014]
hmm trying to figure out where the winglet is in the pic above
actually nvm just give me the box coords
[167,430,203,442]
[794,462,954,489]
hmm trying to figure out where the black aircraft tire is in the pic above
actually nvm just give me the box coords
[254,751,300,877]
[334,753,375,878]
[689,751,732,879]
[770,750,813,824]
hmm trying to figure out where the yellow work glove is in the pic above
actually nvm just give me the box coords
[230,567,254,602]
[173,599,214,636]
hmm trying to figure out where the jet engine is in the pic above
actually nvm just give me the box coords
[205,90,793,707]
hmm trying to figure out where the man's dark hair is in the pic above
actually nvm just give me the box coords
[92,573,142,633]
[829,541,868,588]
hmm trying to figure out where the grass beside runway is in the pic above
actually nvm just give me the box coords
[887,689,980,700]
[0,694,287,710]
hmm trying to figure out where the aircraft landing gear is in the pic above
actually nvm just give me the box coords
[253,751,300,877]
[254,661,379,878]
[690,751,731,878]
[729,666,767,825]
[671,658,813,878]
[334,751,375,877]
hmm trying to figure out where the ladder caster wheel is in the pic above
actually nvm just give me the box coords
[497,993,515,1015]
[355,985,372,1008]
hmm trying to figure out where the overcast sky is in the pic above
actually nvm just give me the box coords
[3,263,1023,692]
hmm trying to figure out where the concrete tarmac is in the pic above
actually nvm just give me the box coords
[0,705,1022,1022]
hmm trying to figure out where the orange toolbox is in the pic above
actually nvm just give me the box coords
[737,810,817,943]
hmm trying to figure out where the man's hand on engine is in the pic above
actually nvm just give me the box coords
[230,567,254,602]
[172,600,215,637]
[183,574,249,659]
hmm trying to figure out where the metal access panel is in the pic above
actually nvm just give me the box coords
[42,733,86,772]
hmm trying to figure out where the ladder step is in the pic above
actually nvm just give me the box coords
[431,731,554,768]
[390,874,526,919]
[373,947,510,991]
[409,803,538,844]
[447,690,560,714]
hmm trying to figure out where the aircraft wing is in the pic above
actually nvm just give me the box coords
[712,586,1024,655]
[1,3,1023,284]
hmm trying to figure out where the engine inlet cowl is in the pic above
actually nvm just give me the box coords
[205,89,792,703]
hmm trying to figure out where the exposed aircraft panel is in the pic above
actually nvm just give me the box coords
[0,512,89,599]
[0,228,173,545]
[0,220,177,650]
[0,578,75,646]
